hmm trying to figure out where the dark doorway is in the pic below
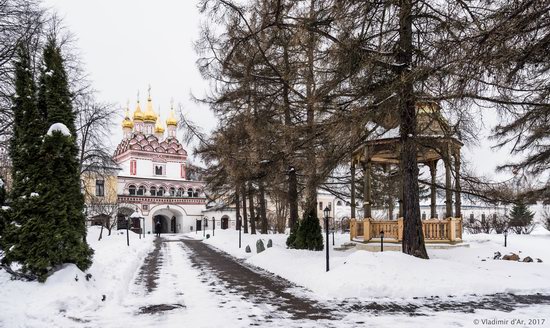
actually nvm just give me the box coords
[196,219,202,231]
[221,216,229,229]
[153,215,169,233]
[171,216,176,233]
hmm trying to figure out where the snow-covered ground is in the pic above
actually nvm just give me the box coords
[0,227,153,327]
[1,225,549,328]
[193,226,550,300]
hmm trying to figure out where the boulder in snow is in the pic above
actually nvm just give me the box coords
[522,256,533,263]
[256,239,265,253]
[537,258,543,263]
[502,253,520,261]
[46,123,71,137]
[493,251,501,260]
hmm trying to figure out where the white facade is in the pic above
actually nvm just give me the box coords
[114,95,207,234]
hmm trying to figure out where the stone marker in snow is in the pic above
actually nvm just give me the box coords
[46,123,71,137]
[256,239,265,253]
[502,253,520,261]
[267,239,273,248]
[245,245,251,253]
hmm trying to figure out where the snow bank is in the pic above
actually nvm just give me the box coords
[46,123,71,137]
[196,229,550,300]
[0,226,153,327]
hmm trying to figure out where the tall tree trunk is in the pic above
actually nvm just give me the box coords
[283,41,299,230]
[303,0,318,218]
[235,185,241,230]
[241,183,248,233]
[259,180,268,233]
[248,181,256,234]
[398,0,428,259]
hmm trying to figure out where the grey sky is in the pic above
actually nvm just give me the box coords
[44,0,515,180]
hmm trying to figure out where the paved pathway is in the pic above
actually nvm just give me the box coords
[121,236,550,327]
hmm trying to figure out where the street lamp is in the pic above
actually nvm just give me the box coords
[238,215,242,249]
[323,206,330,272]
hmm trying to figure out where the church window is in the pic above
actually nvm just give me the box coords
[157,187,165,196]
[336,200,342,206]
[137,186,146,196]
[180,164,186,179]
[95,179,105,197]
[154,165,164,176]
[177,188,184,197]
[193,189,200,197]
[130,160,137,175]
[169,187,176,196]
[150,186,157,196]
[128,185,136,195]
[187,188,193,197]
[319,202,323,210]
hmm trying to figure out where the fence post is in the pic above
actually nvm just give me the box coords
[350,219,356,240]
[363,219,371,241]
[449,218,457,242]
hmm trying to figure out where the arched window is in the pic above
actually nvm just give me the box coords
[169,187,176,196]
[128,185,136,196]
[187,188,193,197]
[150,186,157,196]
[157,187,165,196]
[137,186,146,196]
[193,189,200,197]
[176,188,184,197]
[336,201,342,206]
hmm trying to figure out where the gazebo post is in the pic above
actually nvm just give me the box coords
[428,160,438,219]
[445,144,453,218]
[363,147,372,219]
[454,148,461,218]
[350,158,356,219]
[398,160,404,219]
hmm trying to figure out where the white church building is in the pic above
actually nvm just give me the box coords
[113,92,207,234]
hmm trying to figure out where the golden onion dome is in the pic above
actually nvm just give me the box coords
[155,110,165,133]
[166,106,178,126]
[133,100,144,121]
[143,96,157,122]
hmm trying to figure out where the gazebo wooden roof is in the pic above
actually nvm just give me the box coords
[349,101,464,226]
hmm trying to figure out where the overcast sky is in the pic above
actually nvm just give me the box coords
[43,0,516,180]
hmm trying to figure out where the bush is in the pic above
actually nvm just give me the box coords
[463,213,508,234]
[508,203,535,234]
[288,211,323,251]
[541,207,550,232]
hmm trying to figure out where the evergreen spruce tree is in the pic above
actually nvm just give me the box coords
[38,38,77,135]
[2,39,93,281]
[508,203,535,235]
[1,44,44,264]
[288,210,324,251]
[8,44,44,199]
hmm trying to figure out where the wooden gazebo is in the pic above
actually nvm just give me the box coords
[349,102,463,243]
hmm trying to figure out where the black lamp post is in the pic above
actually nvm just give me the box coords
[238,215,242,249]
[324,206,330,272]
[504,229,508,247]
[203,216,207,237]
[126,216,130,247]
[212,216,215,236]
[195,218,198,234]
[380,230,384,252]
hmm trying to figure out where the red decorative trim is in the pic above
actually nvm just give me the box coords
[130,160,136,175]
[117,195,206,205]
